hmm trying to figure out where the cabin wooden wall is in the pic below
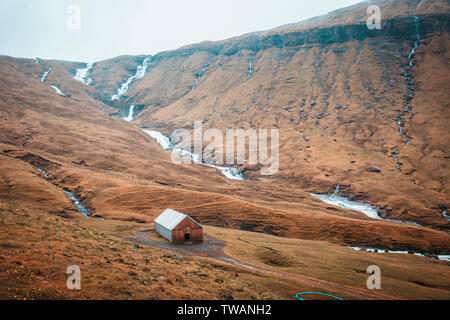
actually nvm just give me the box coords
[171,217,203,244]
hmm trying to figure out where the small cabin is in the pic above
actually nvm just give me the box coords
[154,208,203,244]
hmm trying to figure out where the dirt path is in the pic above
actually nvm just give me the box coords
[126,230,399,300]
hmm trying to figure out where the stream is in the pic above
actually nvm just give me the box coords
[189,63,209,92]
[392,1,424,172]
[74,62,94,85]
[35,58,66,96]
[397,0,423,143]
[348,246,450,262]
[35,58,51,83]
[442,209,450,221]
[123,105,135,122]
[392,147,402,171]
[393,0,423,170]
[143,129,245,180]
[120,105,245,180]
[50,85,66,96]
[36,167,90,218]
[62,190,90,217]
[40,67,51,82]
[311,185,421,226]
[247,58,253,80]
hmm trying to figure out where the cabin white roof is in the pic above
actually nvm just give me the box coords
[154,208,201,231]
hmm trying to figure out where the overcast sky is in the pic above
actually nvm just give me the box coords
[0,0,362,62]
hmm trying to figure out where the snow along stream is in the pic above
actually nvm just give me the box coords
[311,185,421,225]
[112,57,152,100]
[74,62,94,85]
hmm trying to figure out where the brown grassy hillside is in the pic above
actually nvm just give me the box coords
[0,0,448,300]
[116,0,450,228]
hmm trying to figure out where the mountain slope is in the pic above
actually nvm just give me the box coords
[0,0,449,253]
[102,0,450,228]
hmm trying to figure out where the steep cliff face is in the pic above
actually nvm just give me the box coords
[121,0,449,112]
[125,13,449,121]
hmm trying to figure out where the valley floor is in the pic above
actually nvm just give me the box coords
[1,202,449,300]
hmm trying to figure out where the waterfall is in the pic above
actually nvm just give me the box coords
[112,56,152,101]
[123,105,135,122]
[397,0,423,142]
[189,64,209,92]
[111,58,243,180]
[74,62,94,85]
[40,67,52,82]
[34,57,52,83]
[332,184,339,196]
[35,59,66,96]
[247,58,253,80]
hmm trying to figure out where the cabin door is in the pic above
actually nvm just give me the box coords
[183,226,191,241]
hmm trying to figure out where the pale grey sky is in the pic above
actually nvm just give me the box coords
[0,0,362,62]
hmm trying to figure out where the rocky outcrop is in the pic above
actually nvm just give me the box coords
[151,14,449,62]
